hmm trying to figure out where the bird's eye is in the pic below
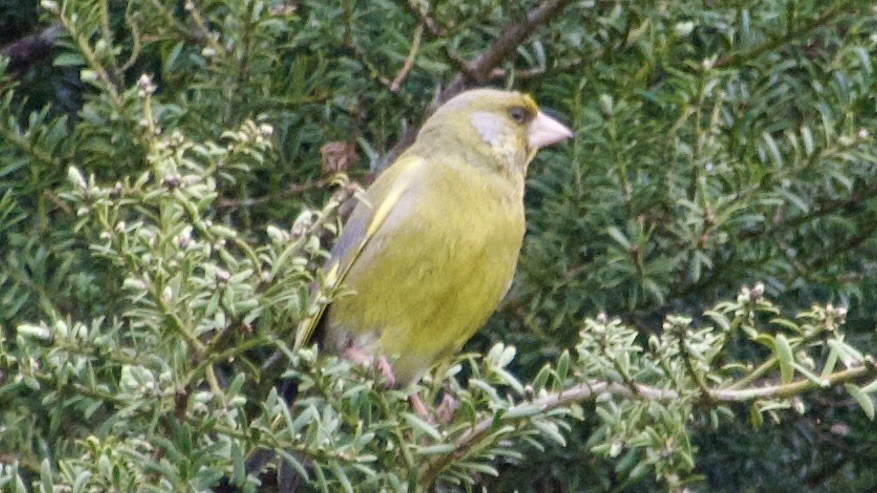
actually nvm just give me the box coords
[508,107,527,124]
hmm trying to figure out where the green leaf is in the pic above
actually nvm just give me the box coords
[827,339,864,368]
[606,226,630,249]
[773,334,794,383]
[277,451,310,482]
[846,384,875,420]
[704,310,730,331]
[329,461,354,493]
[821,348,838,378]
[415,444,456,455]
[556,350,570,384]
[54,52,85,67]
[791,363,827,386]
[532,364,552,391]
[762,132,783,167]
[769,318,800,333]
[749,404,764,428]
[504,404,542,419]
[39,458,53,493]
[800,125,814,156]
[403,413,441,441]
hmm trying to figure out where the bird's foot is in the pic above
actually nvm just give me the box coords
[409,394,432,421]
[408,392,458,424]
[435,393,458,424]
[375,355,396,387]
[342,346,396,387]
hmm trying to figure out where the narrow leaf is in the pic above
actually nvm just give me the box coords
[846,384,875,420]
[773,334,794,383]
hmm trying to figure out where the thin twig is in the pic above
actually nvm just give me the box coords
[438,0,574,100]
[343,39,392,89]
[402,0,443,37]
[440,45,476,78]
[724,356,777,390]
[55,12,122,106]
[390,23,424,92]
[148,0,204,44]
[185,1,224,55]
[42,189,72,215]
[710,364,873,401]
[377,0,574,172]
[99,0,123,87]
[120,2,142,72]
[216,178,334,209]
[676,327,713,399]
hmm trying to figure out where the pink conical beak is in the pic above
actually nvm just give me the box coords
[528,111,573,149]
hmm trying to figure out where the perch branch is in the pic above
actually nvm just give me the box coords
[418,363,877,486]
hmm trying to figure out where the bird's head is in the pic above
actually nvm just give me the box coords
[414,88,573,176]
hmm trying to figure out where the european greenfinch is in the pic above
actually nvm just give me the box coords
[296,88,573,386]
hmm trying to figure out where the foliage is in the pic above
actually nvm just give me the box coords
[1,0,877,491]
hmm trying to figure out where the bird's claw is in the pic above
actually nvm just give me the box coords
[408,392,457,424]
[435,393,458,424]
[409,394,431,421]
[376,355,396,387]
[342,346,396,387]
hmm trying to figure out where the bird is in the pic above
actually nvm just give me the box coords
[225,89,573,492]
[295,88,573,389]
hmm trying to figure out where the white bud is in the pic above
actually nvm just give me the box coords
[162,286,173,303]
[749,282,765,301]
[701,56,717,71]
[17,324,51,340]
[674,21,694,37]
[40,0,59,14]
[67,166,87,190]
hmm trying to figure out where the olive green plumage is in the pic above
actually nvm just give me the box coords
[296,88,572,385]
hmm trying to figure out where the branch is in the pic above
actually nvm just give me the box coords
[713,0,857,69]
[390,23,424,92]
[0,24,64,74]
[376,0,573,171]
[418,380,676,486]
[418,363,877,486]
[216,178,334,209]
[440,0,574,97]
[401,0,443,37]
[710,364,874,401]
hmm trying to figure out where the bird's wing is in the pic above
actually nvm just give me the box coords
[293,155,424,350]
